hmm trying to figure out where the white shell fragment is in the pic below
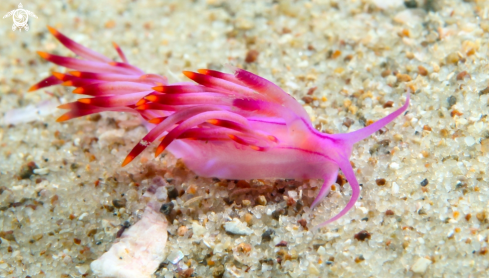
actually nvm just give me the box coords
[166,250,184,265]
[90,205,168,278]
[411,257,432,274]
[2,99,59,125]
[224,218,253,235]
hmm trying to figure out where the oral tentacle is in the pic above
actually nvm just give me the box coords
[315,157,361,228]
[310,166,340,209]
[331,93,410,144]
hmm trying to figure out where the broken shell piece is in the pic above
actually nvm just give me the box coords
[90,205,168,278]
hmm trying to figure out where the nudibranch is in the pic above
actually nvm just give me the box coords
[30,27,409,227]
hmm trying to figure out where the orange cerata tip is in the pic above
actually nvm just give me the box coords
[56,114,71,122]
[267,135,278,142]
[27,84,39,92]
[135,98,147,106]
[197,69,209,74]
[72,87,84,94]
[69,71,82,77]
[152,86,164,92]
[148,118,163,124]
[52,72,66,81]
[47,25,59,35]
[36,51,50,59]
[155,145,165,157]
[145,95,157,102]
[62,81,74,86]
[207,119,219,125]
[77,98,91,104]
[112,41,119,48]
[182,71,195,79]
[228,134,237,140]
[57,103,71,109]
[121,155,134,167]
[250,145,260,151]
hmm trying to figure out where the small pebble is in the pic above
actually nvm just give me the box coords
[19,161,38,179]
[343,118,354,128]
[355,255,365,263]
[166,186,179,200]
[417,65,428,76]
[383,101,394,108]
[261,229,275,241]
[167,250,184,264]
[177,226,188,236]
[440,129,449,137]
[392,182,399,194]
[112,198,127,208]
[297,219,307,229]
[160,202,174,215]
[237,242,252,253]
[256,195,267,206]
[420,179,429,187]
[354,230,371,241]
[404,0,417,8]
[446,52,460,64]
[389,162,400,169]
[245,49,259,63]
[476,211,486,222]
[376,178,386,186]
[465,137,476,147]
[479,87,489,95]
[275,240,288,247]
[302,96,313,104]
[385,210,395,216]
[381,69,391,77]
[456,71,470,81]
[272,208,286,220]
[244,213,253,224]
[224,219,253,235]
[447,96,457,108]
[295,200,304,212]
[33,167,50,175]
[411,257,432,274]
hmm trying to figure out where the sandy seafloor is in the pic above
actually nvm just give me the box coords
[1,0,489,277]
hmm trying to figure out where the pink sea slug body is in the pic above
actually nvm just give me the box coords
[31,27,410,227]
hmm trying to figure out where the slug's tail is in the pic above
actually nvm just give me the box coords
[313,158,361,229]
